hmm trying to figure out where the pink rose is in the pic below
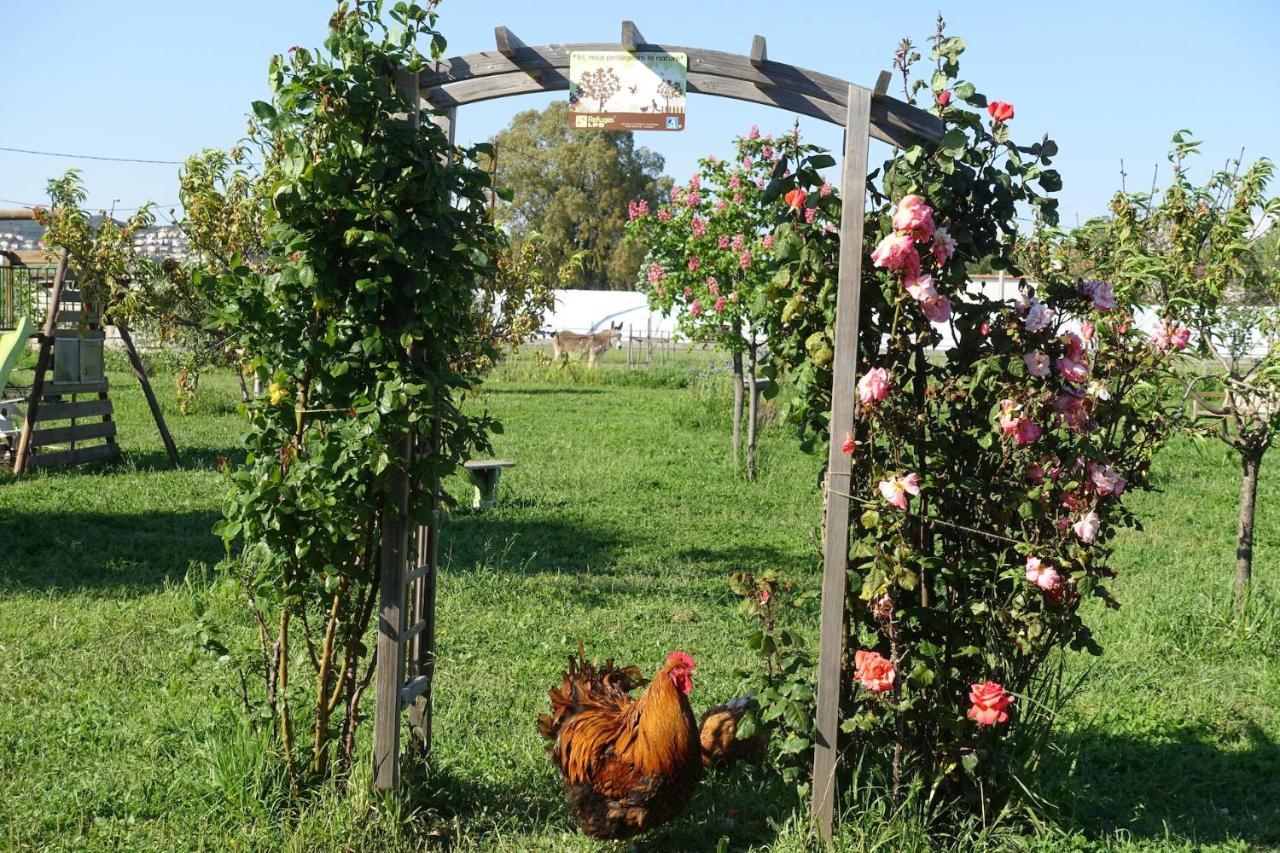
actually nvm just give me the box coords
[1062,331,1086,361]
[968,681,1015,725]
[718,234,730,250]
[713,296,726,313]
[891,194,936,241]
[842,432,857,455]
[686,190,702,207]
[1055,389,1090,433]
[715,199,729,214]
[1082,279,1117,312]
[819,182,834,197]
[670,186,683,204]
[1073,509,1100,544]
[627,199,649,220]
[728,173,742,189]
[739,250,753,269]
[1089,463,1126,497]
[931,227,957,265]
[858,367,891,405]
[748,125,760,140]
[871,232,921,276]
[742,155,754,168]
[1171,325,1191,350]
[998,399,1021,435]
[1023,300,1055,333]
[1015,419,1042,447]
[687,256,701,272]
[657,208,673,221]
[936,90,952,106]
[1023,351,1051,378]
[1025,556,1061,591]
[707,276,719,295]
[878,472,920,510]
[854,650,896,694]
[987,101,1015,123]
[646,263,666,285]
[683,286,693,299]
[1057,356,1089,385]
[690,299,703,317]
[691,215,706,237]
[731,233,745,251]
[920,293,952,323]
[1080,321,1096,342]
[804,207,817,224]
[904,274,936,301]
[761,233,775,249]
[688,174,701,190]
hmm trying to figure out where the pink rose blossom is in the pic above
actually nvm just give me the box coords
[689,174,701,190]
[1025,556,1061,591]
[1061,491,1086,512]
[685,190,702,207]
[715,199,729,214]
[871,232,921,276]
[1171,326,1191,350]
[739,250,753,269]
[690,299,703,317]
[878,472,921,510]
[891,194,936,241]
[1057,356,1089,385]
[627,199,649,220]
[761,233,775,250]
[931,227,957,264]
[820,182,834,197]
[1055,389,1090,433]
[763,145,774,159]
[1024,351,1051,378]
[755,179,765,190]
[920,293,952,323]
[998,399,1021,435]
[858,367,891,405]
[687,256,701,272]
[657,208,674,221]
[903,274,936,301]
[646,263,666,285]
[805,207,817,224]
[968,681,1014,726]
[854,649,896,693]
[731,233,745,251]
[748,125,760,140]
[729,173,742,189]
[718,234,730,250]
[1089,463,1126,497]
[728,291,739,303]
[1015,419,1042,447]
[1023,300,1055,333]
[714,296,726,313]
[683,286,693,299]
[1082,279,1117,311]
[691,216,706,237]
[1080,321,1096,342]
[742,156,754,168]
[707,276,720,295]
[1073,510,1101,543]
[1062,331,1086,361]
[734,192,746,203]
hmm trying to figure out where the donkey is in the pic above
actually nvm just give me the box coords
[552,322,623,368]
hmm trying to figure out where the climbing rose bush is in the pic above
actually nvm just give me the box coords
[756,21,1179,815]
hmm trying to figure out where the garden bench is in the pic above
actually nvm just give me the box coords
[462,459,515,509]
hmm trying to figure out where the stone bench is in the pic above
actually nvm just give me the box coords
[462,459,516,509]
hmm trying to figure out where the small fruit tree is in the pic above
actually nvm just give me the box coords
[212,1,500,786]
[760,21,1177,813]
[627,126,837,479]
[1085,132,1279,612]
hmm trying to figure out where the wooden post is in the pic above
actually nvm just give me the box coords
[372,65,422,793]
[115,323,180,468]
[812,84,872,842]
[12,248,68,475]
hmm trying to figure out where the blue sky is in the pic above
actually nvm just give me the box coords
[3,0,1277,227]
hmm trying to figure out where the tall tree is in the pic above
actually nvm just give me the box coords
[490,101,670,289]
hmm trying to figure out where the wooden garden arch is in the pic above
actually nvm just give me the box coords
[372,21,944,842]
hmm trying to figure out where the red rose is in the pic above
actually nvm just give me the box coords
[967,680,1014,725]
[784,188,808,212]
[854,649,895,694]
[936,90,952,106]
[841,431,857,455]
[987,101,1015,123]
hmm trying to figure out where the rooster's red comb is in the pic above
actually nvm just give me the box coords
[666,651,696,670]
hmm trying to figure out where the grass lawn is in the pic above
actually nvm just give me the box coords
[0,361,1277,851]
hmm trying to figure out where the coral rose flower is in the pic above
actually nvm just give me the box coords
[784,188,808,212]
[871,231,921,277]
[854,650,896,693]
[936,90,952,106]
[987,101,1015,123]
[968,680,1014,725]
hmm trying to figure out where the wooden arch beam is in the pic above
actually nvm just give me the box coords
[420,41,943,147]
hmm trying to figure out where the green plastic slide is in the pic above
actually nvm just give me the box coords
[0,315,33,392]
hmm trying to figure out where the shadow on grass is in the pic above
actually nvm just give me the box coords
[479,387,607,396]
[0,508,222,591]
[1046,721,1280,846]
[441,512,623,577]
[404,758,797,851]
[675,544,800,571]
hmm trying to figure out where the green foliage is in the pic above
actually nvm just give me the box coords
[489,101,671,289]
[210,0,501,787]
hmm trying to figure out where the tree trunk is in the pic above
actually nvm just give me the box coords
[731,348,744,467]
[1235,447,1263,613]
[746,339,759,483]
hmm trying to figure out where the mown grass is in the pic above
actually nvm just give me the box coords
[0,358,1276,851]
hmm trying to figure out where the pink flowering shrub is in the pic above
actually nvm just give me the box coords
[754,22,1178,813]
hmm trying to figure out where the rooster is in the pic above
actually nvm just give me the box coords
[538,647,702,840]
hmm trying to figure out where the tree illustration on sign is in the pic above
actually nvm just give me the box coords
[657,78,684,113]
[577,67,621,112]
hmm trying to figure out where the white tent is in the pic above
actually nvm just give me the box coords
[540,288,676,337]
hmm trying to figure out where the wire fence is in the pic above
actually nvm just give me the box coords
[510,324,725,370]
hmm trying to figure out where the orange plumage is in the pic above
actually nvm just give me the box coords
[537,647,702,839]
[699,695,767,768]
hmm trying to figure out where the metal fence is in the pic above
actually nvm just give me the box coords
[0,263,59,331]
[511,324,723,369]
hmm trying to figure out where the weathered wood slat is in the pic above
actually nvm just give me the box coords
[46,379,109,394]
[0,208,36,221]
[493,25,526,59]
[419,43,943,145]
[55,311,100,326]
[812,85,874,842]
[620,21,644,51]
[28,442,119,469]
[33,398,112,422]
[401,618,430,643]
[12,248,68,474]
[30,420,116,447]
[749,35,767,68]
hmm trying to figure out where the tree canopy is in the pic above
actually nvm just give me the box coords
[489,101,671,290]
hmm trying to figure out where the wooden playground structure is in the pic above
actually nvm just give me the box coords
[0,208,179,474]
